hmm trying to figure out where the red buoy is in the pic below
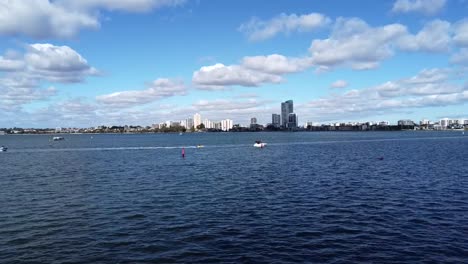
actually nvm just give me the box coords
[182,147,185,158]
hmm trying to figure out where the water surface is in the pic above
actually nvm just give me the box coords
[1,132,467,263]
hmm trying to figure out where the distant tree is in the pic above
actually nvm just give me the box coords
[196,123,205,130]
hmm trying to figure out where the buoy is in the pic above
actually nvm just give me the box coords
[182,147,185,158]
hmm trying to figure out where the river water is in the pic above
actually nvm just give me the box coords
[1,132,467,263]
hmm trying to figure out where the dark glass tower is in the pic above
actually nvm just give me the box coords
[281,100,293,128]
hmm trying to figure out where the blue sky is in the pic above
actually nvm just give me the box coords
[0,0,467,127]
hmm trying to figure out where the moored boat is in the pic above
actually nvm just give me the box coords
[53,136,65,141]
[0,146,7,152]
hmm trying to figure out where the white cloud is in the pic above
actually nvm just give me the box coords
[397,20,451,52]
[25,43,99,83]
[96,78,186,107]
[451,48,468,64]
[239,12,331,41]
[454,20,468,47]
[392,0,446,15]
[192,63,283,90]
[0,0,99,39]
[0,56,24,71]
[330,80,348,88]
[309,18,407,70]
[0,43,98,110]
[241,54,313,75]
[0,79,57,111]
[300,68,467,122]
[0,0,184,39]
[60,0,185,12]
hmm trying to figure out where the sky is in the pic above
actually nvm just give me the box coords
[0,0,467,128]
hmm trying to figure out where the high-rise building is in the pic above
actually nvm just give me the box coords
[288,113,297,128]
[281,100,293,128]
[194,113,202,129]
[221,119,233,131]
[251,117,257,125]
[203,119,213,129]
[272,114,281,127]
[186,118,194,129]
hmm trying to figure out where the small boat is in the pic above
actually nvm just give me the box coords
[0,146,7,152]
[253,141,266,148]
[196,145,204,148]
[53,136,64,141]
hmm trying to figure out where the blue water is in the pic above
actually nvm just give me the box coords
[1,132,467,263]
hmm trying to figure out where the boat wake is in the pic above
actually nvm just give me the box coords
[5,135,465,153]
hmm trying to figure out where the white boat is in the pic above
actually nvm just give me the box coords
[53,136,64,141]
[253,141,267,148]
[0,146,7,152]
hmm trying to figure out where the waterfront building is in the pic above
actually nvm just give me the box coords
[398,119,414,126]
[221,119,233,131]
[440,118,450,128]
[203,119,213,129]
[186,118,194,129]
[194,113,202,129]
[272,114,281,128]
[170,121,180,127]
[251,117,257,125]
[288,113,298,128]
[214,122,222,130]
[379,121,389,126]
[281,100,293,128]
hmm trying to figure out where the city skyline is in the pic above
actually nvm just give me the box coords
[1,0,467,128]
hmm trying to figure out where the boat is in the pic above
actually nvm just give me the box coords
[52,136,64,141]
[0,146,7,152]
[253,141,267,148]
[196,145,204,148]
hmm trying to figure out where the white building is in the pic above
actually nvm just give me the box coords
[440,118,450,128]
[221,119,233,131]
[203,119,213,129]
[194,113,202,129]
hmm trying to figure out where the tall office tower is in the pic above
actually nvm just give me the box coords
[288,113,298,128]
[272,114,280,127]
[281,100,293,128]
[194,113,202,129]
[251,117,257,125]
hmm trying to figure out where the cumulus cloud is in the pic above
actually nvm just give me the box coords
[454,20,468,47]
[96,78,186,107]
[241,54,313,75]
[309,18,407,70]
[392,0,446,15]
[450,48,468,64]
[0,56,24,71]
[25,43,99,82]
[239,12,331,41]
[0,0,184,39]
[397,20,451,52]
[0,43,98,110]
[300,68,467,122]
[0,0,99,39]
[192,63,283,90]
[330,80,348,88]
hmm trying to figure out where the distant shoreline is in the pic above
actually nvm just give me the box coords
[1,129,466,136]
